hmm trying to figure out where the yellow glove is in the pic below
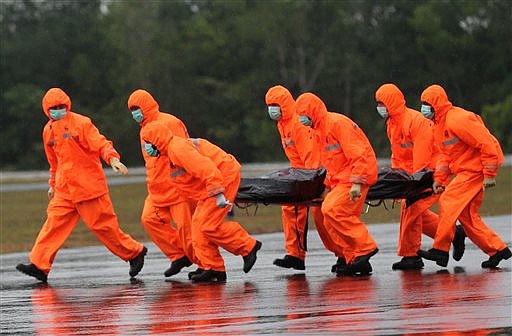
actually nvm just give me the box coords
[349,183,362,201]
[110,157,128,175]
[48,187,54,200]
[433,181,445,194]
[483,177,496,190]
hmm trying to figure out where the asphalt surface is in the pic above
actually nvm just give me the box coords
[1,215,511,335]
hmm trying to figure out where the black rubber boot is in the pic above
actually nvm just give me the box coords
[164,256,193,277]
[274,255,305,271]
[16,263,48,283]
[481,247,512,268]
[417,248,449,267]
[452,225,466,261]
[129,246,147,277]
[188,268,204,280]
[190,270,227,283]
[331,257,347,273]
[392,256,424,270]
[243,240,262,273]
[345,248,378,276]
[346,260,373,276]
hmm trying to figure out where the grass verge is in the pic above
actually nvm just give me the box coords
[1,166,510,254]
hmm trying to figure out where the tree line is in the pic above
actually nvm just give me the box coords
[1,0,511,170]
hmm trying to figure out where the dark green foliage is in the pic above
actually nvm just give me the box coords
[1,0,511,170]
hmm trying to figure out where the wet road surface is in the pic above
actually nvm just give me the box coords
[1,215,511,335]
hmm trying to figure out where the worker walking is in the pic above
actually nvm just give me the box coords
[16,88,146,282]
[296,92,379,276]
[140,121,261,282]
[127,89,197,278]
[417,84,511,268]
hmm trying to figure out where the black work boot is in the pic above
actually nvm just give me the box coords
[16,263,48,283]
[331,257,347,273]
[188,268,204,280]
[345,248,378,276]
[452,225,466,261]
[392,256,424,270]
[350,248,378,266]
[129,246,147,277]
[417,248,449,267]
[481,247,512,268]
[243,240,262,273]
[335,258,350,276]
[273,255,305,271]
[164,256,193,277]
[191,270,227,283]
[346,260,373,276]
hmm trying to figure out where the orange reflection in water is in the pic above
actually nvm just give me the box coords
[398,268,511,335]
[31,283,144,335]
[283,274,311,333]
[148,280,257,335]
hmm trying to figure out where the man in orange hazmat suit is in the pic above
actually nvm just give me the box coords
[265,85,345,272]
[140,121,262,282]
[375,83,466,270]
[295,92,379,276]
[128,89,197,278]
[417,84,511,268]
[16,88,146,283]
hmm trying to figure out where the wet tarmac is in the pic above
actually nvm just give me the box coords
[1,215,511,335]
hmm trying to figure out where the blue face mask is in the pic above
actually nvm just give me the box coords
[49,108,67,120]
[421,104,434,120]
[299,115,312,127]
[132,108,144,123]
[268,106,282,120]
[144,143,159,157]
[376,106,389,119]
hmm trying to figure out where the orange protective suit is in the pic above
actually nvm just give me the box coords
[421,85,507,255]
[30,88,143,274]
[140,121,258,272]
[265,85,344,262]
[295,93,378,264]
[128,90,197,265]
[375,84,438,257]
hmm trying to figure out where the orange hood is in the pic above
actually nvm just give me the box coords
[128,89,160,126]
[265,85,296,121]
[375,83,406,118]
[42,88,72,119]
[420,85,453,123]
[295,92,327,130]
[140,121,174,153]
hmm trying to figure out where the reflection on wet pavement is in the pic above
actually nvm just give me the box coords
[1,215,511,335]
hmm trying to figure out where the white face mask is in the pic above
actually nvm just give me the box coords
[268,106,282,120]
[49,108,67,120]
[376,106,389,119]
[131,108,144,123]
[298,115,312,127]
[421,104,434,120]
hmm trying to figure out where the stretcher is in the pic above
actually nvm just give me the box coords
[235,167,434,208]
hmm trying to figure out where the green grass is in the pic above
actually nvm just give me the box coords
[1,166,510,254]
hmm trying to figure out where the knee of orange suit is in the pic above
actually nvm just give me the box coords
[142,202,171,227]
[321,187,353,220]
[200,220,223,236]
[195,205,226,236]
[141,213,164,232]
[320,189,337,218]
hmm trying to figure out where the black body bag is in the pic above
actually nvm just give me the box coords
[235,166,433,207]
[366,167,434,207]
[236,167,326,204]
